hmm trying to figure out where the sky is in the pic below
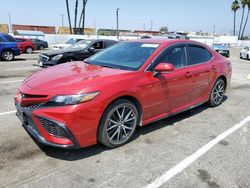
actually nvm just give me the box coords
[0,0,249,35]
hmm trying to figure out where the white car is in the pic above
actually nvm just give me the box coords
[240,47,250,60]
[50,38,84,50]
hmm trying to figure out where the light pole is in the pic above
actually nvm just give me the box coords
[61,14,64,27]
[116,8,119,39]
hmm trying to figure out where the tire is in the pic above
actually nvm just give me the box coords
[1,50,14,61]
[25,47,33,54]
[176,36,180,39]
[39,45,45,50]
[247,54,249,60]
[207,78,225,107]
[98,99,139,148]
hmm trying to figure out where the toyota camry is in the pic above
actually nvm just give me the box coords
[15,39,232,148]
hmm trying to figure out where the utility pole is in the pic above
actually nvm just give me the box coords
[61,14,64,27]
[150,20,153,31]
[213,25,216,36]
[8,12,12,33]
[143,23,145,31]
[116,8,119,39]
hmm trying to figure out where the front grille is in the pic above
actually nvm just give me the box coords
[38,117,68,138]
[39,54,49,62]
[24,104,39,110]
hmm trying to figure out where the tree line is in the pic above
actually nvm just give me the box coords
[65,0,88,35]
[232,0,250,39]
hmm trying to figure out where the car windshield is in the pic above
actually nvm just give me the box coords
[213,45,226,49]
[86,42,160,71]
[67,40,92,49]
[65,38,79,45]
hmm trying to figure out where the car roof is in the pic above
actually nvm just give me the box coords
[125,39,196,45]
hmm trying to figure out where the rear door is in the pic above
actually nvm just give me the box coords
[186,44,214,102]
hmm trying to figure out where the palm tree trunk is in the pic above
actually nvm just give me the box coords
[74,0,78,34]
[238,6,246,39]
[241,8,250,39]
[78,6,84,34]
[82,0,87,35]
[234,11,236,36]
[66,0,72,34]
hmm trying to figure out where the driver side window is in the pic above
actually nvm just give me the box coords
[91,41,104,50]
[157,46,187,69]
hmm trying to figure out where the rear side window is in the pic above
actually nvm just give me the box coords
[3,34,15,42]
[187,46,212,65]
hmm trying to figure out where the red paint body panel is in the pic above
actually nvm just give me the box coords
[15,39,232,148]
[15,38,36,53]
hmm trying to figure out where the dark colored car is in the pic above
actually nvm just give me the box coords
[15,38,36,54]
[0,33,20,61]
[212,44,230,58]
[15,39,231,149]
[38,39,118,67]
[30,38,48,50]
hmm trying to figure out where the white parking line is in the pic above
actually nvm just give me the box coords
[145,116,250,188]
[2,67,38,71]
[0,111,16,116]
[0,80,23,84]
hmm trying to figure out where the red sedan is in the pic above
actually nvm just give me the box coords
[15,38,36,54]
[15,39,232,148]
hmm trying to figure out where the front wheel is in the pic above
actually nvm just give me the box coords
[98,99,139,148]
[207,78,225,107]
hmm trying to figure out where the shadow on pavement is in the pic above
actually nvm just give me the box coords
[37,96,228,161]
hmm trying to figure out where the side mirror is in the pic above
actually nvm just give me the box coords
[154,63,175,74]
[88,47,95,53]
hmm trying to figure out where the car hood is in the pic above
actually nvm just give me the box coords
[22,61,133,94]
[41,48,84,57]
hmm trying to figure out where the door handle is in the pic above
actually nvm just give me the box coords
[211,65,217,72]
[184,71,193,78]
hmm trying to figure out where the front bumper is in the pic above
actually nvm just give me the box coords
[15,103,80,148]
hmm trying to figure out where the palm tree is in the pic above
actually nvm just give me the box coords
[65,0,72,34]
[238,0,248,39]
[74,0,79,34]
[78,0,88,35]
[241,0,250,39]
[232,0,240,36]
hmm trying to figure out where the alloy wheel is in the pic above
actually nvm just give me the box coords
[26,47,33,54]
[3,51,14,61]
[106,104,137,145]
[211,79,225,105]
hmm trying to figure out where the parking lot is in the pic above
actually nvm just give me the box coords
[0,48,250,188]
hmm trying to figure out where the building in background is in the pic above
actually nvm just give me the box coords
[0,24,9,33]
[58,27,96,35]
[134,30,161,36]
[12,24,55,34]
[97,29,131,36]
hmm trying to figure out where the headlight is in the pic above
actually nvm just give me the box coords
[43,92,100,106]
[52,54,63,61]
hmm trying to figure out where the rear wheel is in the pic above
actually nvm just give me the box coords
[207,78,225,107]
[98,99,139,148]
[26,47,33,54]
[1,50,14,61]
[39,45,45,50]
